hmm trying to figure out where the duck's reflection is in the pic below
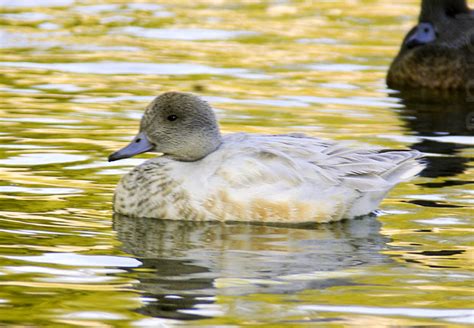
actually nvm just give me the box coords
[391,89,474,179]
[114,214,390,320]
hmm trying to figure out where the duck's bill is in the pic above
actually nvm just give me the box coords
[108,132,154,162]
[405,22,436,49]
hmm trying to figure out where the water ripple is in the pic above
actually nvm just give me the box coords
[0,186,81,195]
[5,253,141,267]
[0,61,271,79]
[0,0,74,7]
[297,305,474,325]
[113,26,258,41]
[0,153,87,166]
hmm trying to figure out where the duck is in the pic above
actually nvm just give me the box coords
[108,92,425,223]
[387,0,474,90]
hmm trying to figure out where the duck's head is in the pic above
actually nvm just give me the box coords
[108,92,222,162]
[402,0,471,50]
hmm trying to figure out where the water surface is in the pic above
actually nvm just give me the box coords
[0,0,473,326]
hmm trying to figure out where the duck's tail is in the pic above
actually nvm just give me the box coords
[345,149,425,218]
[378,149,426,184]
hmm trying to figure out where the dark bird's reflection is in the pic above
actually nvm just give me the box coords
[113,214,390,320]
[391,89,474,180]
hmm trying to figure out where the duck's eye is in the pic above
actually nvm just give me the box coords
[167,115,178,121]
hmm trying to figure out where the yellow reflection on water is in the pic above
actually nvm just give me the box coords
[0,0,472,326]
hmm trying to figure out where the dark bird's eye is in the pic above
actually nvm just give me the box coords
[167,115,178,121]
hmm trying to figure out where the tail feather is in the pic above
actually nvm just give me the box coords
[379,150,425,183]
[339,149,425,193]
[346,150,425,218]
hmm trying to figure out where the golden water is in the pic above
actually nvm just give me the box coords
[0,0,473,326]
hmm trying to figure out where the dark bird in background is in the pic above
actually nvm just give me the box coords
[387,0,474,90]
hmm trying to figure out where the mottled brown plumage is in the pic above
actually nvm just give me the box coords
[387,0,474,90]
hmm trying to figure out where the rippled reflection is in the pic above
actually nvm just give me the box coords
[391,89,474,178]
[114,214,389,320]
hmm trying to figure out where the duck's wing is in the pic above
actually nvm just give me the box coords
[213,133,424,193]
[319,144,425,191]
[209,134,332,191]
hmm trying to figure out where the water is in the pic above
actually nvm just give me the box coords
[0,0,473,326]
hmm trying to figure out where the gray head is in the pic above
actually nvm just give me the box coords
[108,92,222,162]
